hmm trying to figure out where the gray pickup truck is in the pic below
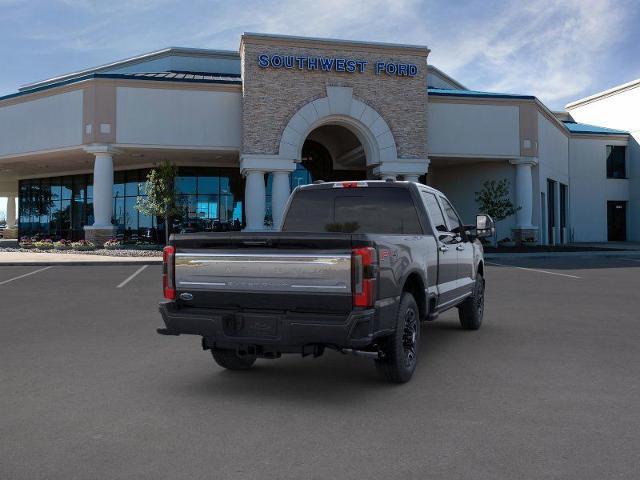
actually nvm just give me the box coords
[158,180,494,383]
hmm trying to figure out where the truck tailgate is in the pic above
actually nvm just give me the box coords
[171,233,362,313]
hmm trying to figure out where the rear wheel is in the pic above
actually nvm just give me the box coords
[375,292,420,383]
[458,273,485,330]
[211,348,256,370]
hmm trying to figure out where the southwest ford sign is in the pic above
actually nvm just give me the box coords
[257,54,418,77]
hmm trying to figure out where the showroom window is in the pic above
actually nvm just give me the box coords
[606,145,626,179]
[174,167,244,232]
[18,167,244,240]
[19,174,92,240]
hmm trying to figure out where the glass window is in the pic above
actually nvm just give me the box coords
[113,197,125,229]
[61,177,73,200]
[282,187,423,234]
[18,167,244,240]
[48,178,60,203]
[606,145,626,179]
[175,175,197,194]
[198,176,219,195]
[87,175,93,200]
[113,171,125,199]
[73,175,86,202]
[440,197,463,233]
[125,171,139,197]
[124,197,138,232]
[422,192,447,232]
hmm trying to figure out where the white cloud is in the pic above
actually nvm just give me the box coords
[3,0,635,108]
[426,0,631,107]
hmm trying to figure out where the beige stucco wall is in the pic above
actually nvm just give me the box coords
[116,86,242,148]
[427,101,520,157]
[240,36,428,160]
[0,90,83,157]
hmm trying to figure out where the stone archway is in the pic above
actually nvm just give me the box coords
[240,86,429,230]
[278,86,398,168]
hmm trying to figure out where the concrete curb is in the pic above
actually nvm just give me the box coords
[485,250,640,260]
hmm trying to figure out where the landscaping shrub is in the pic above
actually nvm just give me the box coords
[70,240,96,251]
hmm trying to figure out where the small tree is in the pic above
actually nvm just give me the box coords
[475,179,520,244]
[136,161,180,244]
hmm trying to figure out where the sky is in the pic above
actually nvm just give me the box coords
[1,0,639,217]
[1,0,639,108]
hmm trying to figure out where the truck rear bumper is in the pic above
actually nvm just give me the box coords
[158,299,398,351]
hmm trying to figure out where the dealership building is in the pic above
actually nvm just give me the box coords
[0,33,637,244]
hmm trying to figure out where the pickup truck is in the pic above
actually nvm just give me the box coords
[158,180,494,383]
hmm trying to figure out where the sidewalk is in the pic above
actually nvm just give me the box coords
[0,251,162,266]
[485,250,640,260]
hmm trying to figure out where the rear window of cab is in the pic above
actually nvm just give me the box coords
[282,187,423,234]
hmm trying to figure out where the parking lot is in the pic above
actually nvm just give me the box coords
[1,255,640,479]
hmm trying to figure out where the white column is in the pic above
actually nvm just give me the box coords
[244,170,266,231]
[510,158,537,229]
[91,152,115,227]
[6,195,16,228]
[271,171,291,230]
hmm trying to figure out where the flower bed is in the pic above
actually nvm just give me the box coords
[3,236,162,257]
[33,240,54,250]
[70,240,96,251]
[54,239,73,251]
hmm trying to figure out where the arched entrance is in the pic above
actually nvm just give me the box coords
[242,86,428,230]
[301,125,368,182]
[265,124,368,226]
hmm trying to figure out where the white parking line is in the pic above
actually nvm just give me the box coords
[116,265,149,289]
[0,266,53,286]
[486,261,581,279]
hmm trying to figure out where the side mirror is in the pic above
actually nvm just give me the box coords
[475,214,495,239]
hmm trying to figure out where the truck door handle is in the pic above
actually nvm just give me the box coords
[456,244,465,251]
[438,245,448,252]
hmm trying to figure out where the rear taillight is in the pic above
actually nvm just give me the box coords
[352,247,378,308]
[162,245,176,300]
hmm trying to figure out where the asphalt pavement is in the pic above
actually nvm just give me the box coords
[1,256,639,479]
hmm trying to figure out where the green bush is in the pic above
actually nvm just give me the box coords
[33,240,54,250]
[71,240,96,251]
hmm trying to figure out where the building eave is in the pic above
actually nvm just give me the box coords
[19,47,241,93]
[1,73,242,105]
[427,65,466,90]
[565,78,640,110]
[240,32,430,57]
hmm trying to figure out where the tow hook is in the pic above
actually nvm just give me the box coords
[340,348,383,360]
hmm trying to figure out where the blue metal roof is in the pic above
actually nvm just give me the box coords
[428,87,535,100]
[0,71,242,102]
[562,121,628,135]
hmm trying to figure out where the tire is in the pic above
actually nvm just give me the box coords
[211,348,256,370]
[375,292,420,384]
[458,273,485,330]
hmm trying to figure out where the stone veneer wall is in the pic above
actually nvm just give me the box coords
[241,37,428,160]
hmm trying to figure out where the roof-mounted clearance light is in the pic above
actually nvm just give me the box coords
[333,181,369,188]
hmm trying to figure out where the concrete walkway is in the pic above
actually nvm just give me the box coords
[568,242,640,251]
[486,250,640,260]
[0,251,162,266]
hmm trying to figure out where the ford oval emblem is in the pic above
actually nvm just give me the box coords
[179,292,194,301]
